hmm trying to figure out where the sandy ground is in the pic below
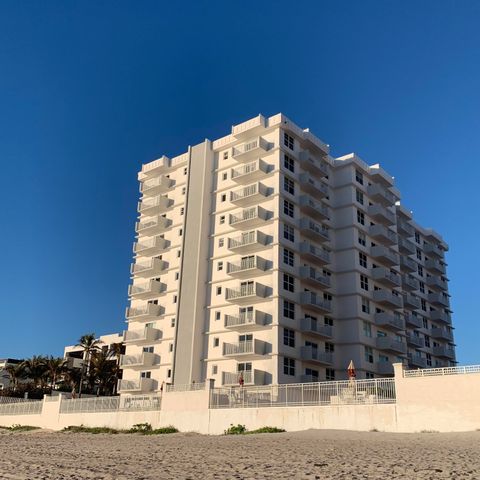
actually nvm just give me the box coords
[0,429,479,479]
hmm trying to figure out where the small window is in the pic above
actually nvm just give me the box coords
[361,297,370,314]
[215,311,221,321]
[173,295,177,303]
[222,172,228,181]
[220,215,225,224]
[283,328,295,347]
[364,346,374,363]
[357,209,365,225]
[326,368,335,381]
[284,132,294,150]
[169,343,173,352]
[171,318,176,327]
[167,369,171,378]
[355,169,364,185]
[283,199,294,218]
[283,248,295,267]
[284,300,295,319]
[358,231,366,246]
[217,261,223,271]
[216,286,222,295]
[184,167,188,175]
[175,272,179,280]
[359,252,367,268]
[179,229,183,236]
[284,177,295,195]
[360,274,369,291]
[283,357,295,376]
[284,154,295,173]
[363,321,372,338]
[283,224,295,242]
[221,194,226,202]
[213,337,219,347]
[180,207,184,215]
[177,250,181,257]
[182,187,186,195]
[212,365,218,374]
[223,151,229,160]
[356,189,364,205]
[219,238,224,247]
[283,273,295,292]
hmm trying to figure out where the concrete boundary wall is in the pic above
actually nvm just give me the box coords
[1,364,480,434]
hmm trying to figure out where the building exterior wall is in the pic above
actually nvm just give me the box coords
[120,113,455,394]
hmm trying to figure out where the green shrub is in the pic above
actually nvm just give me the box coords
[247,426,285,434]
[129,423,153,433]
[63,425,120,434]
[0,424,40,432]
[224,424,247,435]
[148,426,178,435]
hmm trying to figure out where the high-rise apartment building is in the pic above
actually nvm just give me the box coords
[118,113,455,394]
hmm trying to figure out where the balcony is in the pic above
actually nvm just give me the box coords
[123,327,162,344]
[372,290,403,309]
[369,224,397,245]
[222,369,266,386]
[403,293,421,310]
[400,256,417,272]
[406,333,424,348]
[298,195,329,220]
[228,230,268,253]
[118,378,155,393]
[232,137,269,161]
[224,309,266,330]
[136,216,172,236]
[298,151,328,177]
[375,312,405,330]
[299,218,330,242]
[431,327,454,342]
[299,267,331,289]
[300,291,332,313]
[428,292,450,308]
[367,184,396,206]
[138,196,172,216]
[370,246,399,266]
[299,242,330,265]
[407,354,427,369]
[131,258,168,278]
[125,303,163,321]
[397,220,415,237]
[226,256,267,278]
[371,267,401,287]
[301,346,333,365]
[425,259,446,275]
[223,339,266,358]
[403,275,419,292]
[405,314,423,329]
[140,156,169,178]
[231,159,268,183]
[128,279,166,299]
[120,352,159,368]
[398,237,416,255]
[376,337,407,354]
[300,318,333,338]
[433,345,455,359]
[140,175,174,196]
[229,206,268,229]
[368,205,396,226]
[134,236,169,256]
[299,173,329,198]
[426,276,448,291]
[225,282,267,304]
[230,183,268,207]
[424,243,444,259]
[429,310,452,325]
[376,362,394,375]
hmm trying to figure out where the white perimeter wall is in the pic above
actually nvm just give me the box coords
[2,364,480,434]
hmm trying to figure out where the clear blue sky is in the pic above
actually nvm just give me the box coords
[0,1,479,363]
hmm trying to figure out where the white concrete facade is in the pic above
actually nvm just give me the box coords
[121,113,455,394]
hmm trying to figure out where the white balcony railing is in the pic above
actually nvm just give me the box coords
[231,159,268,183]
[224,309,265,329]
[229,206,268,227]
[225,282,267,302]
[228,230,268,252]
[123,327,161,343]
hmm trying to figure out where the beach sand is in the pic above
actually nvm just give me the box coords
[0,429,479,479]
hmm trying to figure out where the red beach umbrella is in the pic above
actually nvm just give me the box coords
[347,360,356,379]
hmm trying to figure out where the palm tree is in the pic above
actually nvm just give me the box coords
[62,368,81,397]
[44,356,67,389]
[89,350,116,396]
[5,363,26,391]
[21,356,47,389]
[109,342,123,395]
[76,333,101,397]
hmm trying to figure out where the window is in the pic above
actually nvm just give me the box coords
[283,223,295,242]
[182,187,186,195]
[356,189,364,205]
[219,238,224,247]
[284,199,294,217]
[173,295,177,303]
[169,343,173,352]
[284,177,295,195]
[418,265,424,277]
[357,209,365,225]
[216,286,222,295]
[326,368,335,381]
[283,328,295,347]
[180,207,184,215]
[217,261,223,271]
[284,154,295,173]
[220,215,225,225]
[358,231,366,247]
[324,316,333,326]
[223,151,228,160]
[360,274,369,291]
[416,248,422,261]
[359,252,367,268]
[143,346,154,353]
[283,248,295,267]
[177,250,181,258]
[283,300,295,319]
[363,321,372,338]
[415,232,421,244]
[222,172,227,181]
[179,229,183,236]
[421,298,427,311]
[284,132,294,150]
[426,353,432,367]
[175,272,179,280]
[184,167,188,175]
[355,169,364,185]
[325,342,334,353]
[283,357,295,376]
[167,369,171,378]
[171,318,176,327]
[221,194,226,202]
[419,281,425,294]
[423,317,428,329]
[141,371,151,379]
[364,346,374,363]
[424,335,431,348]
[283,273,295,292]
[306,368,319,379]
[212,365,218,375]
[365,371,375,379]
[213,337,219,347]
[215,311,221,321]
[362,297,370,314]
